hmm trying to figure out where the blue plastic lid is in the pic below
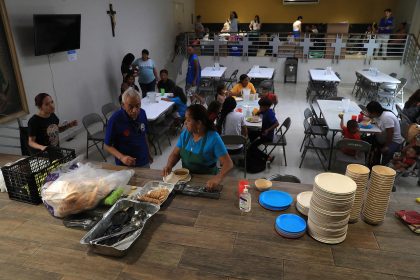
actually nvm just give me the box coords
[259,190,293,208]
[259,199,290,211]
[276,214,307,233]
[359,123,373,129]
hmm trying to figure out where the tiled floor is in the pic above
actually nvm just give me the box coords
[60,82,420,194]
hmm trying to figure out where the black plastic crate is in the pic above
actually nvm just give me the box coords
[1,147,76,205]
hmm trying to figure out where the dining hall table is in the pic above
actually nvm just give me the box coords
[141,93,174,122]
[0,154,419,280]
[317,100,382,170]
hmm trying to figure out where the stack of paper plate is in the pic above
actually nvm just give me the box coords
[259,190,293,211]
[307,173,357,244]
[345,164,370,223]
[362,165,396,225]
[296,191,312,216]
[274,214,306,239]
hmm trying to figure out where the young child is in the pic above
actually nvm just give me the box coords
[260,85,278,106]
[391,146,420,173]
[162,86,187,119]
[207,101,222,123]
[248,98,279,163]
[338,114,361,156]
[215,84,229,104]
[119,73,140,104]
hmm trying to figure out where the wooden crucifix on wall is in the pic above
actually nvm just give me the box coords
[107,3,116,37]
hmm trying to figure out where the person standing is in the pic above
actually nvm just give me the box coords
[104,88,153,168]
[376,9,394,57]
[229,11,238,33]
[292,16,303,38]
[195,15,205,38]
[120,53,136,79]
[28,93,77,154]
[132,49,159,98]
[185,46,202,104]
[249,15,261,32]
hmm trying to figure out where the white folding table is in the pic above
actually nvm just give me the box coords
[247,67,275,80]
[201,67,227,78]
[357,69,401,84]
[141,94,174,122]
[309,69,341,82]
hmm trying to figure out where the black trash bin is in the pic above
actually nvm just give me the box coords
[284,57,298,83]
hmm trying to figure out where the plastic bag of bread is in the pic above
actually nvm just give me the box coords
[41,163,134,218]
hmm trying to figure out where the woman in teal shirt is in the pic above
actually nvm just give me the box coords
[163,104,233,189]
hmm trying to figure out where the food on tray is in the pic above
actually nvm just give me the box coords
[173,168,189,179]
[252,108,259,116]
[247,116,261,123]
[137,188,170,205]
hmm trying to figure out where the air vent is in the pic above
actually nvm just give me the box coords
[283,0,319,4]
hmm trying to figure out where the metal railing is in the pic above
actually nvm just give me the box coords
[403,34,420,88]
[186,32,409,63]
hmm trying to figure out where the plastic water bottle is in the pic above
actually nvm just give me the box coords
[239,186,251,213]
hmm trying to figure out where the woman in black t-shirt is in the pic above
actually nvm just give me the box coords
[27,93,78,153]
[121,53,136,79]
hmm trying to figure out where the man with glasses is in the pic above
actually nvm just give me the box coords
[104,88,153,167]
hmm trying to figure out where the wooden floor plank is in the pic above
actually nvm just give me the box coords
[0,235,41,264]
[180,247,283,280]
[374,231,420,255]
[283,259,395,280]
[234,233,334,265]
[22,246,125,280]
[332,247,420,279]
[0,261,62,280]
[153,207,199,227]
[10,220,87,252]
[141,222,236,252]
[120,263,227,280]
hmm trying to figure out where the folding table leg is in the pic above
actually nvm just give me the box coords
[327,131,337,170]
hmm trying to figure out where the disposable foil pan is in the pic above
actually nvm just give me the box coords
[80,198,159,257]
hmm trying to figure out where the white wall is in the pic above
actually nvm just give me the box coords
[1,0,194,154]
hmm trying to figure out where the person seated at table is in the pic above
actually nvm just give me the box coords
[338,115,361,156]
[260,85,278,105]
[230,74,256,97]
[162,104,233,189]
[247,98,279,163]
[104,88,153,168]
[215,84,229,104]
[157,69,176,94]
[217,97,248,155]
[365,101,404,165]
[161,86,187,119]
[28,93,78,154]
[208,101,222,123]
[390,146,420,173]
[120,73,140,104]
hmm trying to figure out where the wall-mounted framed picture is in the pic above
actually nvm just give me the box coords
[0,0,28,124]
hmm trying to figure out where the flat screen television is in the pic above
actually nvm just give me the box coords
[33,14,81,56]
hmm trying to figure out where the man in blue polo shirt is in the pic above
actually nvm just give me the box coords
[185,46,203,104]
[376,8,394,57]
[104,88,153,167]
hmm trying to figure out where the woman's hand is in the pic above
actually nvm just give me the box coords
[121,155,136,166]
[206,176,222,190]
[162,166,172,177]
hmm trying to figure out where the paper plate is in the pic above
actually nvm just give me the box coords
[259,190,293,209]
[276,214,307,233]
[314,173,357,195]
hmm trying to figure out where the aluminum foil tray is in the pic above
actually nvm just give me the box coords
[80,198,159,257]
